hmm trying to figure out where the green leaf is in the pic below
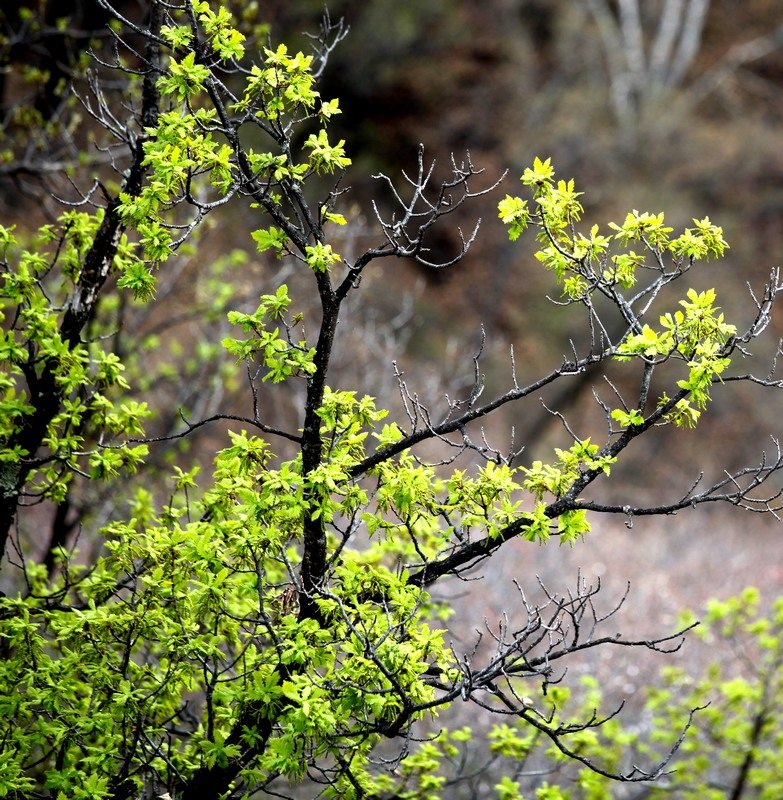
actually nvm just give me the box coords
[251,226,288,255]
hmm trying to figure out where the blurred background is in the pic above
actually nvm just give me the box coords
[3,0,783,779]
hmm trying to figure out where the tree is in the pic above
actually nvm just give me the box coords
[445,588,783,800]
[1,2,783,798]
[584,0,783,145]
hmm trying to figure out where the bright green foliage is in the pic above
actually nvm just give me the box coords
[222,286,317,382]
[116,23,351,298]
[495,775,524,800]
[237,45,319,118]
[0,215,150,502]
[499,159,735,430]
[520,440,615,543]
[0,429,450,794]
[497,195,530,241]
[522,439,614,502]
[158,51,211,101]
[389,590,783,800]
[640,589,783,800]
[617,288,735,418]
[193,0,246,60]
[250,225,289,255]
[303,129,351,174]
[305,241,342,272]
